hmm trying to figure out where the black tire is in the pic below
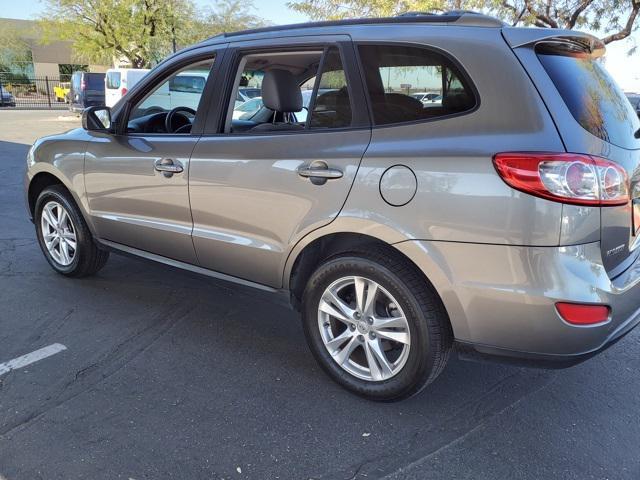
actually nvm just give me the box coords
[35,185,109,277]
[301,247,452,401]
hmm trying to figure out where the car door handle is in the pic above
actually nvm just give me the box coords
[154,158,184,177]
[298,161,343,185]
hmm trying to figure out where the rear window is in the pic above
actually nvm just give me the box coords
[106,72,121,89]
[537,45,640,149]
[169,75,206,93]
[357,44,476,126]
[85,74,105,90]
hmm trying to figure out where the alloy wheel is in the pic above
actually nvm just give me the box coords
[317,276,411,382]
[40,201,77,266]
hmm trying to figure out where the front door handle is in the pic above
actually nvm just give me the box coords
[298,161,343,185]
[154,158,184,177]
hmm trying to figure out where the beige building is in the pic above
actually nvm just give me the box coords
[0,18,109,77]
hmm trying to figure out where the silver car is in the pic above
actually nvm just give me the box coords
[25,11,640,401]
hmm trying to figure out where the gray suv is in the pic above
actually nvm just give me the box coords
[24,12,640,401]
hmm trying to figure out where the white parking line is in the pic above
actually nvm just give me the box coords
[0,343,67,376]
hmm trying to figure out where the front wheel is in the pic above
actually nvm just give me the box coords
[35,185,109,277]
[301,250,452,401]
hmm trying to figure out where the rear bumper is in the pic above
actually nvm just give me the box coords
[395,240,640,363]
[455,307,640,368]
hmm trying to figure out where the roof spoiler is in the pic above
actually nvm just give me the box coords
[502,28,605,57]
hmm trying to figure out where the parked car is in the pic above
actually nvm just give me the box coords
[69,72,106,112]
[626,92,640,118]
[53,82,70,103]
[137,71,208,114]
[235,86,262,107]
[105,68,150,108]
[25,12,640,401]
[0,85,15,107]
[232,96,263,120]
[411,91,442,104]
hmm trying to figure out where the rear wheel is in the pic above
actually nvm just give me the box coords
[301,250,451,401]
[35,185,109,277]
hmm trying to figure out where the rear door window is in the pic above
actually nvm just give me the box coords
[357,44,476,126]
[537,44,640,149]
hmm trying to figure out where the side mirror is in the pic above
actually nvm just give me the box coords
[82,106,112,132]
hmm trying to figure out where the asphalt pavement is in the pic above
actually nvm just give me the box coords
[0,110,638,480]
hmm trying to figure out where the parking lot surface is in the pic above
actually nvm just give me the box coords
[1,110,639,480]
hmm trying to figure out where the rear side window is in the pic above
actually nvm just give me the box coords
[357,44,476,126]
[106,72,121,89]
[537,44,640,149]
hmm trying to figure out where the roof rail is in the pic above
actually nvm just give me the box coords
[397,10,504,27]
[205,11,504,42]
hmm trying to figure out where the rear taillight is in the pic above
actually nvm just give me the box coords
[81,78,86,91]
[493,153,629,206]
[121,87,128,96]
[556,302,610,326]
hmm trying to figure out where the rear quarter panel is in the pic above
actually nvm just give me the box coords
[342,25,565,246]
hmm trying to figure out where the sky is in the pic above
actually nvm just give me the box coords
[1,0,639,91]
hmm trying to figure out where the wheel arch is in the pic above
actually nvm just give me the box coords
[28,172,68,217]
[27,169,95,236]
[286,230,463,337]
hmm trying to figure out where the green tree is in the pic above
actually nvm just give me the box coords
[491,0,639,44]
[40,0,267,68]
[288,0,639,45]
[0,25,34,72]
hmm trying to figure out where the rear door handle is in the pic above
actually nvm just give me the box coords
[298,161,343,185]
[154,158,184,177]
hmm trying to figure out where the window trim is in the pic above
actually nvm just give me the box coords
[203,40,370,137]
[355,41,481,130]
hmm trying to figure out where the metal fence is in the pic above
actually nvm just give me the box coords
[0,73,72,109]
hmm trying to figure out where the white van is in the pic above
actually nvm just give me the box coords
[105,68,150,107]
[138,71,209,112]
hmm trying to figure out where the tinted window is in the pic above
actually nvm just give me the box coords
[537,45,640,149]
[358,44,476,126]
[169,75,206,93]
[106,72,121,89]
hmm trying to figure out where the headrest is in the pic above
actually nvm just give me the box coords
[261,69,302,112]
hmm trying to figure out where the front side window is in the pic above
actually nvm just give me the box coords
[358,44,476,126]
[226,46,353,134]
[127,58,214,134]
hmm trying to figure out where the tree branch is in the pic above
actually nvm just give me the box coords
[567,0,595,29]
[601,1,640,44]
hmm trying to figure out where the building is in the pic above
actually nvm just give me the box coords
[0,18,109,78]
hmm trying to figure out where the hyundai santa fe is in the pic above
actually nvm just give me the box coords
[24,11,640,401]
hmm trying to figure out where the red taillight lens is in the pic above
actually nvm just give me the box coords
[81,79,86,91]
[556,302,610,325]
[493,153,629,206]
[121,87,128,96]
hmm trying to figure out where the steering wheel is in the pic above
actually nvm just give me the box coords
[165,106,196,133]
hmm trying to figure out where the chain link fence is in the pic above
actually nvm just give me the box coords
[0,73,72,109]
